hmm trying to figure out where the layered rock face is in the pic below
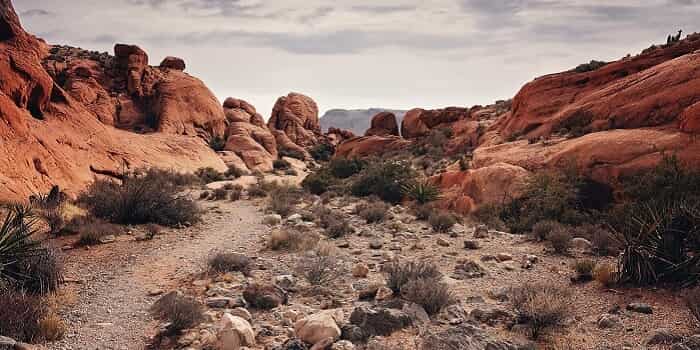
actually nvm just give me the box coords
[268,92,321,148]
[0,0,226,200]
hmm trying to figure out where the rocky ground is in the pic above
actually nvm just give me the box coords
[39,181,697,350]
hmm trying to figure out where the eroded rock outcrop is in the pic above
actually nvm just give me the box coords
[222,97,278,172]
[0,1,226,200]
[268,92,321,148]
[401,107,471,138]
[335,136,411,159]
[365,111,399,136]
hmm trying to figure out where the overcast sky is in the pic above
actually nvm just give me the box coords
[14,0,700,118]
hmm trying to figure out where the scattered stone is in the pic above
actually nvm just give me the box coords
[309,337,334,350]
[99,235,116,244]
[349,306,412,338]
[645,329,682,345]
[218,313,256,349]
[331,340,356,350]
[275,275,297,290]
[402,302,430,323]
[627,302,653,314]
[469,305,512,326]
[487,287,510,302]
[231,307,253,323]
[454,259,486,279]
[263,214,282,225]
[480,254,496,262]
[521,255,538,269]
[147,288,164,296]
[437,237,450,247]
[352,263,369,278]
[495,253,513,262]
[572,237,593,250]
[463,240,480,250]
[439,304,469,325]
[369,240,383,249]
[597,313,622,329]
[286,213,303,224]
[206,296,234,308]
[243,283,288,309]
[294,309,343,345]
[473,224,489,238]
[277,338,308,350]
[340,324,366,343]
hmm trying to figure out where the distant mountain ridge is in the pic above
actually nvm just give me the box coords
[320,108,408,135]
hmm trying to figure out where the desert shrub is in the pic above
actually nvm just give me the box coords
[548,226,572,254]
[496,171,590,234]
[273,158,292,170]
[427,127,452,149]
[212,188,228,201]
[75,218,124,247]
[207,250,251,276]
[310,143,333,161]
[38,311,66,341]
[279,147,306,160]
[429,211,457,233]
[208,136,226,151]
[402,180,441,204]
[296,244,344,285]
[329,158,365,179]
[574,60,607,73]
[199,191,210,200]
[0,290,46,342]
[325,216,354,238]
[33,189,66,235]
[572,259,596,280]
[302,168,335,195]
[531,220,562,242]
[268,229,318,251]
[144,223,162,240]
[247,182,268,198]
[510,283,571,339]
[414,203,436,221]
[0,205,64,294]
[230,186,243,201]
[351,160,414,204]
[225,165,244,178]
[593,263,618,287]
[686,287,700,326]
[195,167,225,183]
[78,169,200,227]
[384,260,442,294]
[150,292,204,333]
[358,201,390,224]
[401,277,455,315]
[267,186,302,217]
[586,226,619,256]
[315,206,337,229]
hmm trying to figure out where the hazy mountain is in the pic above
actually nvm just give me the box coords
[320,108,408,135]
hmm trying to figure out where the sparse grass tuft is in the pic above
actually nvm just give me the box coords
[358,201,390,224]
[510,283,571,339]
[429,211,457,233]
[401,277,455,315]
[384,260,442,294]
[548,226,572,254]
[296,243,345,286]
[207,250,251,276]
[150,292,204,334]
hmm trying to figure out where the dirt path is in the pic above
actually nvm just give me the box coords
[48,200,266,350]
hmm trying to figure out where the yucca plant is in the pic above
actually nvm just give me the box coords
[0,205,42,287]
[402,180,441,204]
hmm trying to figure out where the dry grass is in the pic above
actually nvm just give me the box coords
[357,201,390,223]
[510,283,572,339]
[38,311,66,341]
[0,291,46,342]
[429,211,457,233]
[401,277,455,315]
[268,228,318,251]
[531,220,562,242]
[207,250,251,276]
[548,226,572,254]
[384,260,442,294]
[593,262,618,287]
[295,243,345,286]
[150,292,204,333]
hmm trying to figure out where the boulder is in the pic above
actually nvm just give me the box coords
[294,309,343,345]
[268,92,321,148]
[217,313,255,349]
[365,112,399,136]
[334,135,412,159]
[243,283,287,309]
[348,306,412,337]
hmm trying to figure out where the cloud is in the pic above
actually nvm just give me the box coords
[350,5,416,13]
[20,9,53,17]
[298,6,334,23]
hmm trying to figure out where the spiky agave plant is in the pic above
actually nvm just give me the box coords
[402,180,442,204]
[0,204,42,288]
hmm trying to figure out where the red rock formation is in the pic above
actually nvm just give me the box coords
[0,1,226,200]
[498,34,700,140]
[401,107,471,138]
[222,97,278,172]
[268,92,321,148]
[365,111,399,136]
[334,136,411,159]
[160,56,186,71]
[326,127,355,147]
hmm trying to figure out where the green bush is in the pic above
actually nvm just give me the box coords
[301,169,335,195]
[329,158,365,179]
[273,158,292,170]
[78,169,201,227]
[310,143,334,161]
[208,136,226,151]
[402,180,441,204]
[574,60,607,73]
[351,160,414,204]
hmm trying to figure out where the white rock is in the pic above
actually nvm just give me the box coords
[294,309,343,345]
[217,313,255,349]
[263,214,282,226]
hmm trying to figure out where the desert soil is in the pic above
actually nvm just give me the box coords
[46,201,266,350]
